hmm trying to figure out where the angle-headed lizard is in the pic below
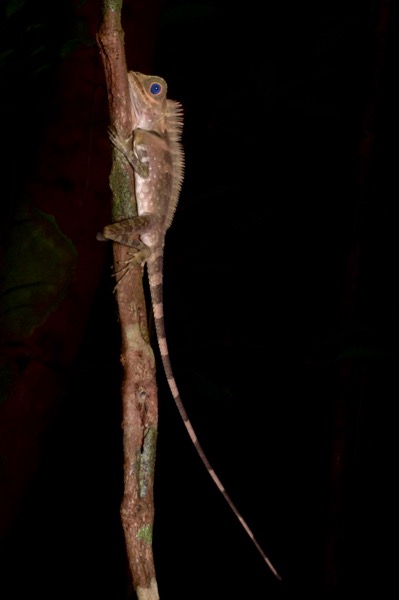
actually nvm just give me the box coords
[99,71,281,580]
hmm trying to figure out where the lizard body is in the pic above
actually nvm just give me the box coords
[100,71,280,580]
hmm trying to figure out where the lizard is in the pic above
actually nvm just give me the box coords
[99,71,281,581]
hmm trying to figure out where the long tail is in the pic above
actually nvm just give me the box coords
[147,255,281,580]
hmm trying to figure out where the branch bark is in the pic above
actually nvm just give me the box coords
[97,3,159,599]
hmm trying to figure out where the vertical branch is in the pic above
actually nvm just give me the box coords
[97,3,160,599]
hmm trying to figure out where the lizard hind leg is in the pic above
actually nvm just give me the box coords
[111,255,134,291]
[112,244,150,291]
[99,215,152,290]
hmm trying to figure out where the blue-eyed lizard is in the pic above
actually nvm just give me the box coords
[99,70,281,580]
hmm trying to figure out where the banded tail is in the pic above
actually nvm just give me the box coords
[147,253,281,581]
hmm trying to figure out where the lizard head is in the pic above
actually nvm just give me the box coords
[128,71,168,133]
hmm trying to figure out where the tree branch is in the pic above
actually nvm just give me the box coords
[97,3,159,599]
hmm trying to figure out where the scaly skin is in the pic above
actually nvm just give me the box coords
[100,71,281,580]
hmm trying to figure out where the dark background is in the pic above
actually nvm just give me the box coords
[1,1,398,598]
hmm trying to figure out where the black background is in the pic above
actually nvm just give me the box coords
[2,1,399,598]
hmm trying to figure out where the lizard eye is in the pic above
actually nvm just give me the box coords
[150,82,162,95]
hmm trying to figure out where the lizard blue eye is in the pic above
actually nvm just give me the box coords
[150,82,162,95]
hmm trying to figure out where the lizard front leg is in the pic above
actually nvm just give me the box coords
[108,126,149,178]
[97,128,152,266]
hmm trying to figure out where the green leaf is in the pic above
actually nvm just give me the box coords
[5,0,25,19]
[0,200,77,343]
[0,48,14,67]
[337,345,396,361]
